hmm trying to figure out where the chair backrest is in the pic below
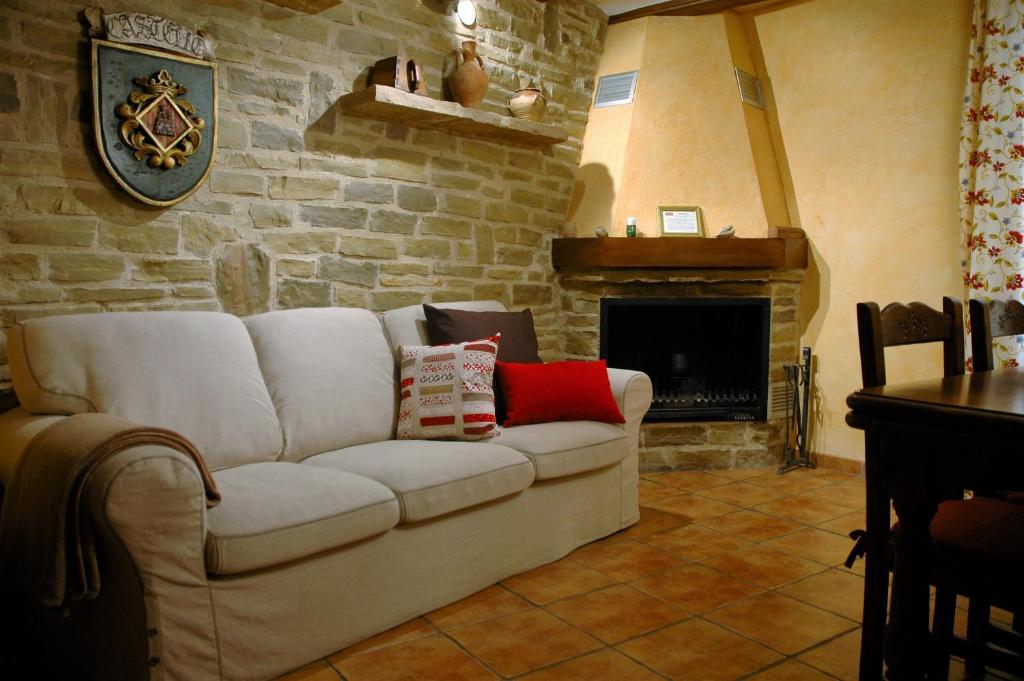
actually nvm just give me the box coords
[968,298,1024,372]
[856,297,965,388]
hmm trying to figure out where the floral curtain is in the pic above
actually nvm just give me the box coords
[961,0,1024,369]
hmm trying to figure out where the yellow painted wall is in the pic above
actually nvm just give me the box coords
[756,0,972,460]
[577,0,972,463]
[573,15,770,238]
[571,19,649,236]
[722,13,790,229]
[617,16,769,238]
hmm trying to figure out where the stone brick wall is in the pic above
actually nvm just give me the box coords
[557,268,803,470]
[0,0,607,388]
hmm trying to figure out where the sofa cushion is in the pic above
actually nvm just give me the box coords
[424,305,542,422]
[302,439,534,522]
[380,300,506,354]
[205,462,399,575]
[423,305,541,361]
[497,359,625,427]
[397,335,500,442]
[493,421,629,480]
[245,308,398,461]
[6,312,283,471]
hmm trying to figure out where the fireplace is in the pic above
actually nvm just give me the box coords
[600,297,770,422]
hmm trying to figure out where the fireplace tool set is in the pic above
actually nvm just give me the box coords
[778,346,814,474]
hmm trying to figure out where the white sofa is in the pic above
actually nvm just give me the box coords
[0,301,652,681]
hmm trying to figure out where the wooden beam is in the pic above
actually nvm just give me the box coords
[608,0,768,23]
[551,236,808,270]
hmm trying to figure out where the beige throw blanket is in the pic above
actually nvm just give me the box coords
[0,413,220,609]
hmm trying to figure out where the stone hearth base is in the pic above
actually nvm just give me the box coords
[557,268,804,471]
[641,421,779,470]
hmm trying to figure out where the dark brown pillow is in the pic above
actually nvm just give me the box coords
[423,305,542,422]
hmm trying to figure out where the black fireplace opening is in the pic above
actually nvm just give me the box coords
[600,297,770,422]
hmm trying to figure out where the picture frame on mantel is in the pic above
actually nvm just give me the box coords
[659,206,705,237]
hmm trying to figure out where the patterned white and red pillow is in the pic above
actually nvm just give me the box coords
[397,334,500,441]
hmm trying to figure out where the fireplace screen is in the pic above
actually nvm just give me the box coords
[600,297,770,422]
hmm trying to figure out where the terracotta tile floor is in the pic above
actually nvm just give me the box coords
[277,466,1021,681]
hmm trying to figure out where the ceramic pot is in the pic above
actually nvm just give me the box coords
[446,40,488,108]
[508,86,546,121]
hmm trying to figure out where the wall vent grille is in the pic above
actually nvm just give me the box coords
[594,70,638,108]
[735,68,765,109]
[768,381,790,420]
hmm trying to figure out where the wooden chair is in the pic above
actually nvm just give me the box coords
[967,298,1024,654]
[856,298,1024,679]
[968,298,1024,506]
[969,299,1024,510]
[857,298,965,389]
[969,298,1024,372]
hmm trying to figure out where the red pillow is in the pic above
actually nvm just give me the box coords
[496,359,625,427]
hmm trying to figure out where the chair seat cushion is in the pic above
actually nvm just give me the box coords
[931,497,1024,569]
[493,421,628,480]
[302,440,534,522]
[205,462,399,575]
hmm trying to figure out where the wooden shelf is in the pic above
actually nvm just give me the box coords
[335,86,568,148]
[552,237,808,270]
[262,0,341,12]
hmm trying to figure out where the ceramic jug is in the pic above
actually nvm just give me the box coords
[446,40,488,108]
[508,85,546,121]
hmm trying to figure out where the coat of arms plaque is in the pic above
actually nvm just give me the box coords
[89,10,217,207]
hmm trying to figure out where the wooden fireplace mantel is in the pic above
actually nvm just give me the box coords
[552,232,807,270]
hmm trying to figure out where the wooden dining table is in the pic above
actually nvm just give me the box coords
[846,368,1024,680]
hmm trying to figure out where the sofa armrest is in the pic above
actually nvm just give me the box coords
[606,368,651,530]
[606,368,653,428]
[0,408,66,490]
[0,409,221,680]
[83,444,220,680]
